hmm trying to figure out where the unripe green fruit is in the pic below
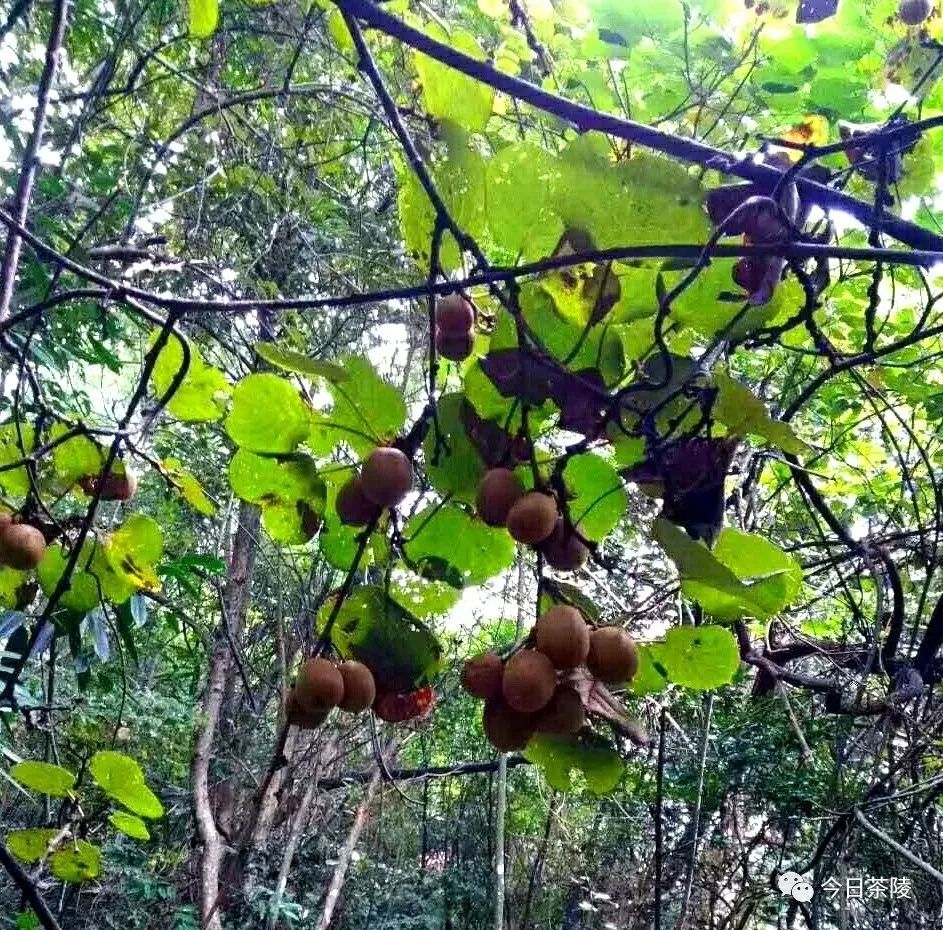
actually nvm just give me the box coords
[360,447,412,509]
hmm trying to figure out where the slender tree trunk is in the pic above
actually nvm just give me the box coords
[192,502,261,930]
[266,733,339,930]
[314,762,386,930]
[493,752,507,930]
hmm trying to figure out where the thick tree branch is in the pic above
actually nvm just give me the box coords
[0,842,63,930]
[334,0,943,253]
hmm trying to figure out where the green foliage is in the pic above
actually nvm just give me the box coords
[403,503,515,587]
[524,732,625,794]
[188,0,218,38]
[6,829,58,863]
[226,373,311,454]
[150,336,230,422]
[50,840,101,883]
[10,760,76,796]
[109,811,151,841]
[323,586,442,691]
[89,751,164,820]
[655,626,741,691]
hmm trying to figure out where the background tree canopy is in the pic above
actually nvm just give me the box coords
[3,0,943,927]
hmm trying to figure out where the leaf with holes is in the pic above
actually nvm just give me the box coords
[657,626,740,691]
[228,450,325,544]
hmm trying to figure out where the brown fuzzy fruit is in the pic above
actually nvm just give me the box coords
[899,0,933,24]
[483,698,537,752]
[295,657,345,712]
[79,470,137,501]
[534,605,590,669]
[540,520,590,572]
[360,447,413,509]
[505,492,558,545]
[502,649,557,714]
[338,661,377,712]
[436,294,475,332]
[587,627,639,683]
[536,687,586,736]
[436,327,474,362]
[461,652,504,700]
[286,688,330,729]
[476,468,525,527]
[336,475,381,526]
[0,522,46,571]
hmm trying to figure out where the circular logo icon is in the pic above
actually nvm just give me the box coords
[792,881,814,903]
[777,871,803,896]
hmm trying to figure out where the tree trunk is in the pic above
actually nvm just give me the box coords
[264,733,339,929]
[314,746,393,930]
[192,502,261,930]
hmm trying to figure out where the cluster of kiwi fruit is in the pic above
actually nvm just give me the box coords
[0,513,46,571]
[462,604,638,752]
[335,446,413,526]
[476,469,588,572]
[286,657,378,728]
[435,294,476,362]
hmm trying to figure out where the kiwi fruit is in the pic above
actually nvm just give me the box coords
[0,522,46,571]
[436,328,474,362]
[483,697,536,752]
[502,649,557,714]
[436,294,475,332]
[587,627,639,683]
[534,604,590,669]
[338,661,377,712]
[505,492,557,546]
[79,469,137,501]
[295,657,345,711]
[286,688,330,729]
[360,447,413,509]
[476,468,525,527]
[540,520,590,572]
[536,686,586,736]
[335,475,381,526]
[461,652,504,700]
[899,0,933,24]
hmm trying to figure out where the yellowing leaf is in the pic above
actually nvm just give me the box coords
[189,0,218,38]
[713,373,806,454]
